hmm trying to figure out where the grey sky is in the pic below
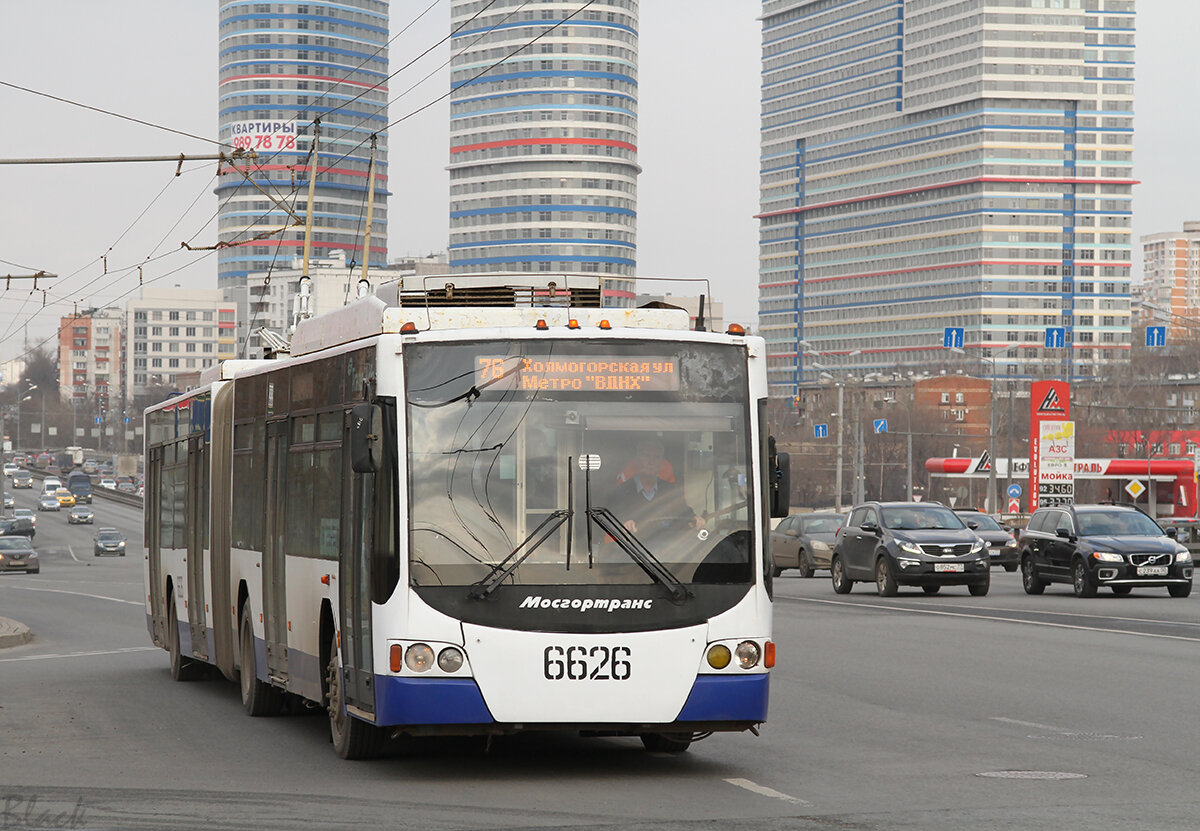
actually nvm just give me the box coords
[1,1,1196,368]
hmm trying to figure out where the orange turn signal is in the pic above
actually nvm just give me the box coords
[764,640,776,668]
[390,644,403,673]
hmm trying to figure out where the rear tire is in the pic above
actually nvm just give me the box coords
[796,550,814,579]
[1072,558,1097,598]
[1021,556,1046,595]
[1168,582,1192,598]
[640,732,692,753]
[239,604,283,716]
[168,592,202,682]
[1004,564,1018,573]
[875,556,898,597]
[831,556,853,594]
[922,585,940,595]
[326,638,384,759]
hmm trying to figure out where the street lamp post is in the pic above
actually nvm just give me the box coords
[812,347,861,511]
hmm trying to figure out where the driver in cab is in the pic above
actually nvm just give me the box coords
[609,438,705,539]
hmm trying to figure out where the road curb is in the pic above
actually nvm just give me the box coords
[0,615,33,648]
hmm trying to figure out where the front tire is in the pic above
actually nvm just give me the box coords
[239,604,283,716]
[1072,558,1097,598]
[1168,582,1192,598]
[796,549,814,579]
[1111,585,1132,596]
[922,585,940,595]
[875,556,898,597]
[1021,556,1046,595]
[641,732,692,753]
[968,576,990,596]
[326,640,384,759]
[1004,564,1018,573]
[831,556,853,594]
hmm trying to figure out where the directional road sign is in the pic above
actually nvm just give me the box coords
[873,419,888,434]
[1044,327,1066,349]
[1145,326,1166,348]
[814,423,829,439]
[943,327,964,349]
[1007,483,1022,499]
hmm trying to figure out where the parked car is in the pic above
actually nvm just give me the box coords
[771,512,843,577]
[953,508,1019,571]
[0,535,39,574]
[831,501,990,597]
[68,505,94,524]
[54,487,76,508]
[12,470,33,489]
[93,528,127,556]
[38,494,61,512]
[0,517,36,539]
[1018,504,1193,598]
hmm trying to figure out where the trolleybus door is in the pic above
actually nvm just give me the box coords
[146,445,165,645]
[263,420,289,681]
[339,409,377,715]
[186,434,209,661]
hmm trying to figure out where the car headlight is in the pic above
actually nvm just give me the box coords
[969,539,986,554]
[118,541,125,548]
[1176,550,1192,563]
[1004,538,1017,548]
[1091,551,1123,563]
[899,541,923,555]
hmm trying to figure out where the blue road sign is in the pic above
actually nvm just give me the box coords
[943,327,964,349]
[814,423,829,439]
[1044,327,1065,349]
[1146,326,1166,348]
[94,417,102,425]
[874,419,888,434]
[1007,483,1022,499]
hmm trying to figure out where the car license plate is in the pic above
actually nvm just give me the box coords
[1136,566,1168,577]
[934,563,964,572]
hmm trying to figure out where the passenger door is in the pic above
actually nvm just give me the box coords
[263,420,289,683]
[771,517,799,569]
[1043,510,1077,579]
[843,507,878,579]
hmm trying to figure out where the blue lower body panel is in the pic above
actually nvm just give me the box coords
[676,674,770,722]
[374,677,495,726]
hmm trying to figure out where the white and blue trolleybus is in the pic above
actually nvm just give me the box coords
[143,277,789,758]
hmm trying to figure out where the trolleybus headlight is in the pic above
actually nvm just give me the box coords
[706,644,732,670]
[405,643,435,672]
[437,647,464,673]
[735,641,761,669]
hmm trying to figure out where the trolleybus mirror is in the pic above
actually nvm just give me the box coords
[768,436,790,519]
[351,403,382,473]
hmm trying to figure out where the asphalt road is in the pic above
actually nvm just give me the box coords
[2,490,1198,830]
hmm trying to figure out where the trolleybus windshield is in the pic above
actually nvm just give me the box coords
[405,340,754,595]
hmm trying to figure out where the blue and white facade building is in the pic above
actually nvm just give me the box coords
[758,0,1135,398]
[216,0,390,293]
[448,0,640,304]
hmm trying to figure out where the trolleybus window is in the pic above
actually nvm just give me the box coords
[404,340,754,596]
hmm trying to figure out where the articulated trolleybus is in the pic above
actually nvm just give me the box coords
[144,277,789,758]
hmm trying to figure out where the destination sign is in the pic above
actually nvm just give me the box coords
[476,356,680,392]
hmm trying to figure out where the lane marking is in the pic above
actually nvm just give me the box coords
[909,600,1200,629]
[0,646,157,663]
[1,585,142,605]
[724,778,811,806]
[990,717,1071,732]
[791,597,1200,643]
[67,544,81,563]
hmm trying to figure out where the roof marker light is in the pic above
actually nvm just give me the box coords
[567,319,581,329]
[726,323,746,336]
[400,321,419,334]
[598,319,611,330]
[535,319,549,331]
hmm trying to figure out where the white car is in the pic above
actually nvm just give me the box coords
[98,478,117,490]
[2,463,19,477]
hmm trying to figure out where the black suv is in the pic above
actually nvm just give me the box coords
[0,516,36,539]
[953,508,1019,571]
[1019,504,1194,598]
[831,502,990,596]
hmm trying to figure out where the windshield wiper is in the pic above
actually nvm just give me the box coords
[468,510,571,600]
[586,507,692,602]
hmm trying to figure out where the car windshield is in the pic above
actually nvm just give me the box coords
[98,531,122,540]
[803,517,842,534]
[882,506,965,530]
[1076,510,1164,537]
[961,513,1003,531]
[0,537,32,551]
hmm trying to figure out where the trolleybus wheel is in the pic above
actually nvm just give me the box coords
[640,732,693,753]
[239,604,282,716]
[326,641,384,760]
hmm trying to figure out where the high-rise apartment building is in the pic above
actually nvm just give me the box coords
[447,0,640,303]
[216,0,390,293]
[758,0,1135,398]
[125,289,238,399]
[58,308,125,406]
[1142,222,1200,341]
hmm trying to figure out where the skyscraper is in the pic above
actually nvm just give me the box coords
[758,0,1135,398]
[447,1,639,300]
[1141,222,1200,342]
[216,1,390,294]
